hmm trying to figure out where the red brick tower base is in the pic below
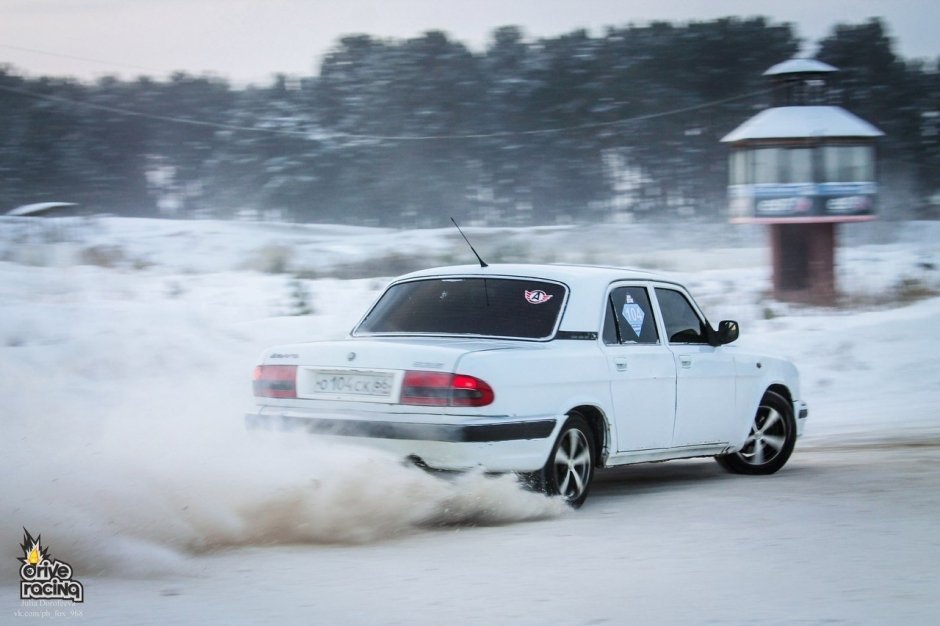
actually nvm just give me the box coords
[770,222,836,305]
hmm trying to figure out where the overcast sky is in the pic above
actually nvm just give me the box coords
[2,0,938,85]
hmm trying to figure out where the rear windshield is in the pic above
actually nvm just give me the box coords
[354,277,567,340]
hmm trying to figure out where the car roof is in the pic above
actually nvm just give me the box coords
[397,263,669,286]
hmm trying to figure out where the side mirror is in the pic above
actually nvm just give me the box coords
[716,320,739,345]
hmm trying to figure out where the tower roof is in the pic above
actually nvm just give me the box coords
[764,58,838,76]
[721,106,884,142]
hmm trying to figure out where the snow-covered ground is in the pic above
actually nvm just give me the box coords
[1,216,939,624]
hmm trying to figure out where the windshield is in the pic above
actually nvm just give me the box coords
[355,277,567,340]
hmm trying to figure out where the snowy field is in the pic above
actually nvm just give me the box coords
[1,216,939,624]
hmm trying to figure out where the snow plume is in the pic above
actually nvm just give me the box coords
[0,376,565,580]
[0,268,564,581]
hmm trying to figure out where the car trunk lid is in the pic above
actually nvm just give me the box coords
[257,337,520,405]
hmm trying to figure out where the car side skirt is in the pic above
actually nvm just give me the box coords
[604,443,734,467]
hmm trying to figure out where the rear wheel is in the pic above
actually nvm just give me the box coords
[536,412,596,508]
[716,391,796,475]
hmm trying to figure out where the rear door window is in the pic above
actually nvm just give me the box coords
[603,286,660,344]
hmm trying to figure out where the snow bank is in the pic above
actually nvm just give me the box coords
[1,215,938,580]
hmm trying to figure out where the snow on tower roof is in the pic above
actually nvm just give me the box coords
[764,58,838,76]
[721,106,884,142]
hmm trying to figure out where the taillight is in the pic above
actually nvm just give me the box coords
[252,365,297,398]
[400,370,494,407]
[400,371,451,406]
[450,374,496,407]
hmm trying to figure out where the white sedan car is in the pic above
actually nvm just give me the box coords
[247,264,807,506]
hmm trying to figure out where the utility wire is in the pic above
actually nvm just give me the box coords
[0,81,773,142]
[0,83,304,136]
[334,88,775,141]
[0,43,162,73]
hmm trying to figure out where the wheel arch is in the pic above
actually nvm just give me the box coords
[717,384,798,475]
[766,383,793,407]
[567,404,609,467]
[734,381,795,447]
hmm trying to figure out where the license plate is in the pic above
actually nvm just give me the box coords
[304,368,396,401]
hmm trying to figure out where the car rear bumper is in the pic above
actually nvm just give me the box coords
[244,410,560,472]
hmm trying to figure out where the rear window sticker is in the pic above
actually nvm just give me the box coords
[525,289,554,304]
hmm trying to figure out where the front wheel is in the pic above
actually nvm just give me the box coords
[533,413,596,508]
[716,390,796,475]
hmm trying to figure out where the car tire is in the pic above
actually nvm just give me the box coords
[716,390,796,475]
[530,412,596,508]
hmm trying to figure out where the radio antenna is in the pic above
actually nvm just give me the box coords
[450,217,488,268]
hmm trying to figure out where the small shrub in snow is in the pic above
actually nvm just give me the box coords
[293,267,321,280]
[893,277,938,304]
[80,245,125,268]
[839,275,939,308]
[165,280,185,299]
[490,241,533,263]
[245,244,293,274]
[287,278,314,316]
[331,253,424,279]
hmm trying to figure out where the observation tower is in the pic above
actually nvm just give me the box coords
[721,58,884,304]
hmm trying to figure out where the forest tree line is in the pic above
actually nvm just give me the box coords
[1,17,938,225]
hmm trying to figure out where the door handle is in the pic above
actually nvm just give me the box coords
[614,358,628,372]
[679,356,692,368]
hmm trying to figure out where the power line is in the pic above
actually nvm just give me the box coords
[0,83,304,136]
[350,89,774,140]
[0,81,772,142]
[0,43,162,73]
